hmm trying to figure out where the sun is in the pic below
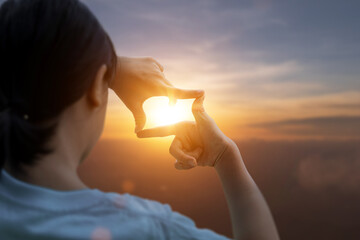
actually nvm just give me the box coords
[151,104,182,126]
[143,97,194,127]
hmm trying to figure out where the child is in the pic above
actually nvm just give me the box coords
[0,0,279,239]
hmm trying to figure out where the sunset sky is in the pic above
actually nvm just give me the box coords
[76,1,360,239]
[83,0,360,140]
[0,0,351,239]
[0,0,359,239]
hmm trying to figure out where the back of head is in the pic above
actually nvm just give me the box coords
[0,0,116,175]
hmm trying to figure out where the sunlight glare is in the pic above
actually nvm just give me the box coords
[143,97,194,128]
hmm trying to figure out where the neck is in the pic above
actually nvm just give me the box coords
[5,114,89,191]
[5,141,88,191]
[7,161,88,191]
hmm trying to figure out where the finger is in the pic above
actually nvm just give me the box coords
[136,125,176,138]
[170,137,197,168]
[174,161,184,170]
[157,78,175,104]
[153,59,164,72]
[192,95,211,124]
[167,87,204,99]
[174,160,196,170]
[162,77,173,87]
[133,104,146,133]
[177,134,192,150]
[185,147,203,159]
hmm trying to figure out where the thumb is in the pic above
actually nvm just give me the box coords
[166,87,204,99]
[192,95,211,124]
[132,104,146,133]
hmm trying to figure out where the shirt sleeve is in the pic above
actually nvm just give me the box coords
[162,209,232,240]
[119,193,232,240]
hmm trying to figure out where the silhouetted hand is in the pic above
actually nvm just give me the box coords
[137,96,235,169]
[110,57,204,133]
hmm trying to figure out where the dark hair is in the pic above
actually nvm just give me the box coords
[0,0,117,175]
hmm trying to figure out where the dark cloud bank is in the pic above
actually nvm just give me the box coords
[79,138,360,240]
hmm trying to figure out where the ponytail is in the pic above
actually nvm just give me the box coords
[0,94,57,174]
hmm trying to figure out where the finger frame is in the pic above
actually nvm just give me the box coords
[136,124,176,138]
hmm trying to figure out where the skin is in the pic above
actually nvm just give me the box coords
[5,64,109,190]
[5,56,279,239]
[110,57,204,133]
[137,96,280,240]
[4,57,203,189]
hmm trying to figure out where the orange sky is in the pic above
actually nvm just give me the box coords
[78,0,360,142]
[101,88,360,141]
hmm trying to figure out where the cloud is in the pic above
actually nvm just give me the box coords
[14,0,354,141]
[81,0,360,106]
[297,154,360,192]
[302,103,360,110]
[249,116,360,138]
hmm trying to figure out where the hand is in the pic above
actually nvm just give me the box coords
[137,96,236,170]
[110,56,204,133]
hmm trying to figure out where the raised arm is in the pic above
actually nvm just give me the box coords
[109,56,204,133]
[214,137,279,240]
[137,96,280,240]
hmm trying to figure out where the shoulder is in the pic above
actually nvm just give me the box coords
[104,192,172,217]
[98,191,230,240]
[76,191,174,239]
[100,191,172,220]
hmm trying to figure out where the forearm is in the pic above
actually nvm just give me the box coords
[109,56,162,89]
[215,140,279,240]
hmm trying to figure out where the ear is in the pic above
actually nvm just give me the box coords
[87,64,108,108]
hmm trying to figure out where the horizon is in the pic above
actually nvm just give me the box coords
[81,1,360,239]
[82,0,360,141]
[0,0,358,239]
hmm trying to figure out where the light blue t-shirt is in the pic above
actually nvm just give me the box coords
[0,170,230,240]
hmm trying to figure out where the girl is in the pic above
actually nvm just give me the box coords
[0,0,279,239]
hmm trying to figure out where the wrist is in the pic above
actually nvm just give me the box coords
[214,138,247,174]
[110,56,130,90]
[214,138,238,164]
[109,56,120,90]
